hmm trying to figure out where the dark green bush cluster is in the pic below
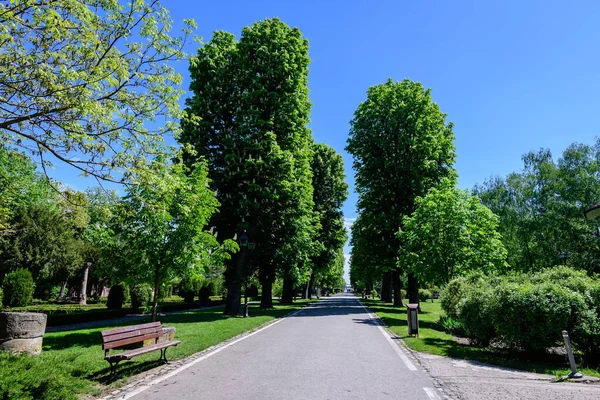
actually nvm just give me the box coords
[2,269,34,307]
[440,266,600,358]
[106,284,128,309]
[198,282,215,306]
[418,288,432,302]
[130,283,152,312]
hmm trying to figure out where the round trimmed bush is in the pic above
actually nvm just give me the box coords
[440,277,471,319]
[418,289,432,302]
[198,282,215,306]
[130,284,152,312]
[2,269,34,307]
[106,284,126,309]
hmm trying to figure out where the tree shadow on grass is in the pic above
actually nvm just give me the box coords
[88,359,166,384]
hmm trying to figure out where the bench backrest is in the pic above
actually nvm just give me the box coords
[101,322,162,350]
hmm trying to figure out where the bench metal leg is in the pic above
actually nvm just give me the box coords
[158,348,170,363]
[107,360,121,379]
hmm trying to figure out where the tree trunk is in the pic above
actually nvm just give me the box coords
[407,273,419,307]
[305,272,314,299]
[281,277,294,304]
[380,271,392,302]
[79,263,89,306]
[260,279,273,308]
[59,280,67,299]
[392,268,403,307]
[301,281,308,299]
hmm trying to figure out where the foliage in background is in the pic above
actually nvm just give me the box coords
[110,157,236,321]
[307,143,348,296]
[474,141,600,274]
[0,203,82,296]
[0,0,195,183]
[399,181,507,286]
[1,268,34,307]
[0,146,53,233]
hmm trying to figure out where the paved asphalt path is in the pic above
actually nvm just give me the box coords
[130,293,441,400]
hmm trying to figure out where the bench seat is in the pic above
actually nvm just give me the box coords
[105,340,181,362]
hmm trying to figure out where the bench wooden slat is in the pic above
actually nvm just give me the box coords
[103,332,162,350]
[101,322,161,337]
[102,326,162,344]
[105,340,181,362]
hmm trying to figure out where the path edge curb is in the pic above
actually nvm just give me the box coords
[357,297,455,400]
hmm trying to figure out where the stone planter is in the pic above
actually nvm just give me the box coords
[0,312,47,355]
[143,326,176,347]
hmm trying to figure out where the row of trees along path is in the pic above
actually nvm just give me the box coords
[180,19,348,315]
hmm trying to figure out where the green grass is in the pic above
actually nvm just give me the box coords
[0,300,314,400]
[361,297,600,378]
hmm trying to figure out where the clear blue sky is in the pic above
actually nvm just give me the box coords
[49,1,600,280]
[156,0,600,224]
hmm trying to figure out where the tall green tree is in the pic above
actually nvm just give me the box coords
[398,182,507,285]
[112,158,235,321]
[180,18,314,313]
[0,0,194,182]
[305,143,348,298]
[346,79,456,305]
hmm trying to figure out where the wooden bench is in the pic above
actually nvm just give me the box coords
[101,322,181,377]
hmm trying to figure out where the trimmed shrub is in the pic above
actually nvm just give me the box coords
[458,284,496,347]
[179,276,204,303]
[440,276,472,319]
[418,289,432,302]
[198,282,215,306]
[2,269,34,307]
[106,284,126,309]
[442,266,600,359]
[130,284,152,312]
[491,281,586,351]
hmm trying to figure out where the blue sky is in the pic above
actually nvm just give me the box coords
[47,1,600,282]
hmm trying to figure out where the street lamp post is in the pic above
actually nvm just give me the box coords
[238,230,256,318]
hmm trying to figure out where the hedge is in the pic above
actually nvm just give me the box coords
[440,266,600,359]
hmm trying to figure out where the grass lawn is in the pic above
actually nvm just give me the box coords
[361,297,600,379]
[0,300,313,400]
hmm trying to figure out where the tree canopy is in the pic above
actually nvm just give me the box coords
[346,78,456,303]
[0,0,194,182]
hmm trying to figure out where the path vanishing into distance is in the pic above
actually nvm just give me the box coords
[126,293,442,400]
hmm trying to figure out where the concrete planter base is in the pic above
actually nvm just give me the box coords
[0,312,47,355]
